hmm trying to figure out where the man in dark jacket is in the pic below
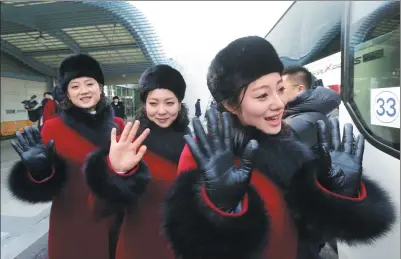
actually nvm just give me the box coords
[195,99,202,118]
[282,66,341,148]
[26,91,58,130]
[111,96,126,119]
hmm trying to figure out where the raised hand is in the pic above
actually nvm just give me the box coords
[11,125,55,175]
[109,120,150,172]
[184,108,259,212]
[316,118,365,197]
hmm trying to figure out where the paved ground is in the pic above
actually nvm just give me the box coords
[1,139,50,259]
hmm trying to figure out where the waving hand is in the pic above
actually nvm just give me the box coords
[316,118,364,197]
[11,125,55,175]
[184,108,258,212]
[108,121,150,173]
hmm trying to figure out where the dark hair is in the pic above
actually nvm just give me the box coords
[134,102,189,132]
[43,92,52,97]
[59,84,107,111]
[113,96,119,100]
[282,66,313,90]
[216,84,248,113]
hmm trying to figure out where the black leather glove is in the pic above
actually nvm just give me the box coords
[316,118,365,197]
[184,108,259,212]
[11,125,55,178]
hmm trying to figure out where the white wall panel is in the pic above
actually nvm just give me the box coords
[1,77,46,122]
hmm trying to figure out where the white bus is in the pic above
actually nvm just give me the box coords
[266,1,400,259]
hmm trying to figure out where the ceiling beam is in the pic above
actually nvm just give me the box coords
[1,12,81,53]
[1,39,56,76]
[25,43,139,56]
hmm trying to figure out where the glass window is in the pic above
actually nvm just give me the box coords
[127,88,133,97]
[121,87,127,97]
[265,1,344,65]
[346,1,400,152]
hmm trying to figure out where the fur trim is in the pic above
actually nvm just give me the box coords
[207,36,283,102]
[231,116,315,189]
[139,64,186,102]
[83,148,151,203]
[61,103,116,149]
[287,159,397,245]
[7,158,67,203]
[162,169,268,259]
[132,113,189,164]
[57,54,104,92]
[52,85,66,103]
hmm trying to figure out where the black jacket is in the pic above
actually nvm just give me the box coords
[111,101,126,119]
[284,87,341,148]
[195,101,202,117]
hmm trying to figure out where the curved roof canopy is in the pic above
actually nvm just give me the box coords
[1,1,168,81]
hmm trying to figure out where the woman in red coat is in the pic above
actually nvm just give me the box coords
[7,54,145,259]
[84,64,190,259]
[41,96,58,125]
[162,36,396,259]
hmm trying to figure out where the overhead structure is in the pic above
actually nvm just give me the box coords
[1,1,168,82]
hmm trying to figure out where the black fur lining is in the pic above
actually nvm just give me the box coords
[162,169,268,259]
[83,148,151,204]
[7,157,67,203]
[135,108,189,164]
[287,159,397,245]
[60,103,116,149]
[232,116,315,190]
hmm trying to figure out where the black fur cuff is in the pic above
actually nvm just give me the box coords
[287,161,396,244]
[8,158,67,203]
[162,169,268,259]
[83,148,151,203]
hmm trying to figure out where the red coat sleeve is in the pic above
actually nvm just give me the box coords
[177,143,197,175]
[42,100,57,124]
[163,142,268,259]
[113,117,125,135]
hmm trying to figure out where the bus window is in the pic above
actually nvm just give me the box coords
[265,1,344,66]
[343,1,400,157]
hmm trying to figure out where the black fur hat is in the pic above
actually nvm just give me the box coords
[57,54,104,93]
[139,64,186,102]
[207,36,283,103]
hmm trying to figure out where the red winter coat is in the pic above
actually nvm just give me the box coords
[42,99,58,125]
[84,120,189,259]
[8,105,124,259]
[162,131,395,259]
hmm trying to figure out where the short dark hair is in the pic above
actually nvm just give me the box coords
[43,92,52,97]
[282,66,313,90]
[113,96,119,100]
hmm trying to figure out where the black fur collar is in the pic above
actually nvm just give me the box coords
[231,116,315,190]
[60,102,116,149]
[138,117,189,164]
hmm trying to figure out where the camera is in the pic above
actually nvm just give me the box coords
[22,95,38,110]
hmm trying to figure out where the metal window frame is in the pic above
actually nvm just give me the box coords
[340,1,400,159]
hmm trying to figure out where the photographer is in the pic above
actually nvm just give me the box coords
[24,92,58,130]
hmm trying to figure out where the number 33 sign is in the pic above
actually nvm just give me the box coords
[371,87,400,129]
